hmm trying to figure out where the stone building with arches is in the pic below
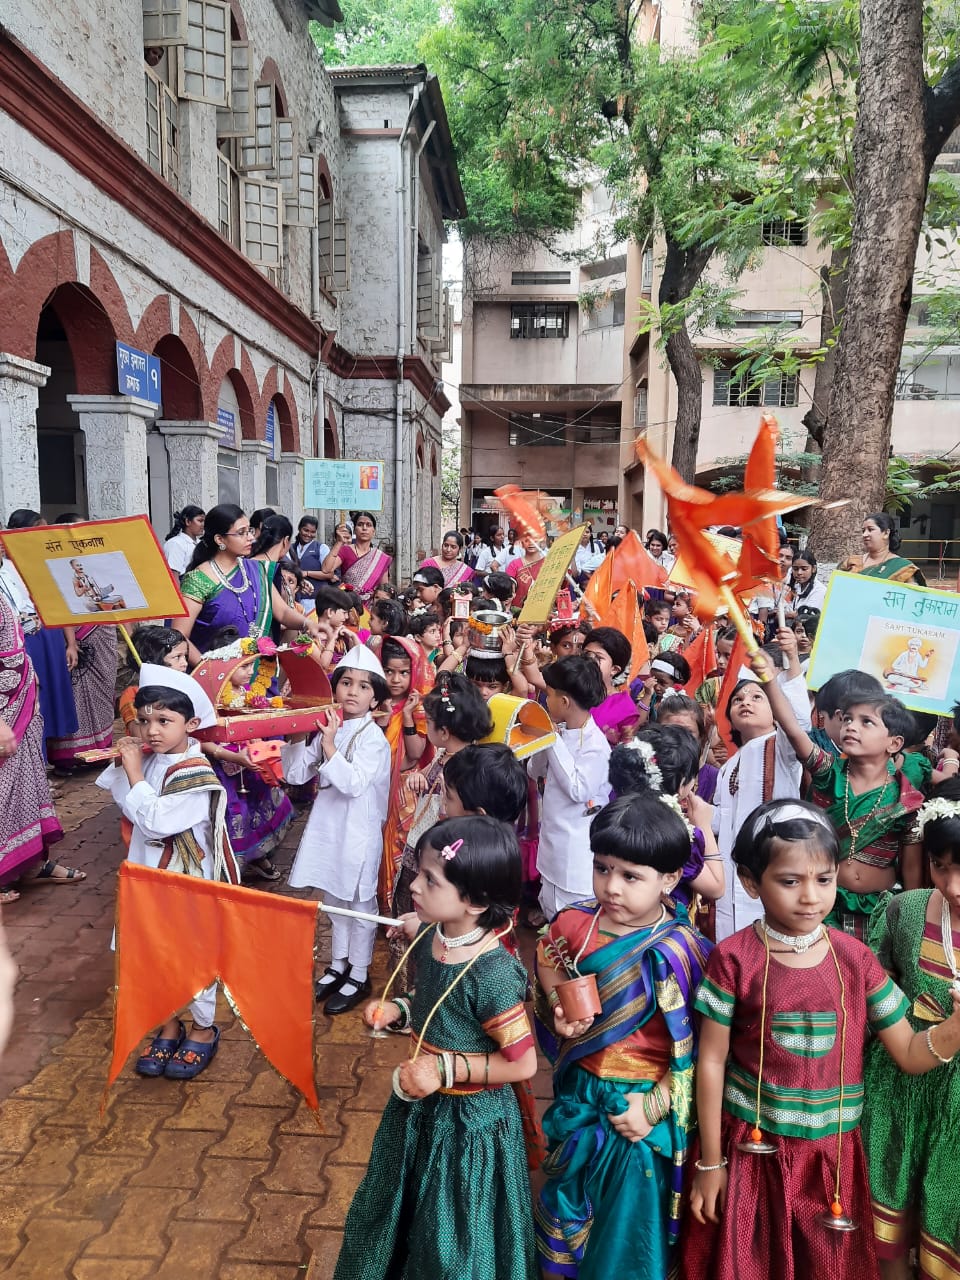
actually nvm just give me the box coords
[0,0,461,576]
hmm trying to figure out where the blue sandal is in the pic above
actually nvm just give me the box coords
[164,1025,221,1079]
[136,1020,186,1076]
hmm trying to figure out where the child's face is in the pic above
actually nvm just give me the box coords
[416,583,442,605]
[741,838,837,935]
[136,704,199,754]
[442,781,466,818]
[280,569,298,596]
[369,613,385,635]
[321,606,349,629]
[593,852,679,931]
[552,629,585,658]
[928,850,960,915]
[659,710,700,745]
[793,621,812,655]
[729,682,774,740]
[334,670,379,717]
[715,637,734,674]
[839,703,902,760]
[652,669,677,697]
[163,643,189,673]
[470,674,508,699]
[383,657,412,701]
[778,545,794,574]
[673,598,690,619]
[792,558,814,585]
[231,658,257,688]
[649,608,670,634]
[420,622,442,649]
[410,844,475,926]
[584,643,619,689]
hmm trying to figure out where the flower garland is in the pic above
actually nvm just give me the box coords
[208,636,312,711]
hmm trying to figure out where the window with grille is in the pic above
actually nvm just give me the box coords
[144,67,180,189]
[239,81,276,172]
[634,384,648,428]
[641,248,654,292]
[573,417,620,445]
[240,178,282,267]
[216,41,252,137]
[142,0,188,46]
[316,201,349,290]
[510,270,571,285]
[508,414,567,446]
[713,364,799,408]
[510,303,569,339]
[761,219,808,246]
[275,120,316,227]
[733,310,803,327]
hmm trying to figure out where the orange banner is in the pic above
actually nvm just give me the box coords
[107,863,320,1109]
[714,634,751,755]
[601,580,650,682]
[683,625,719,696]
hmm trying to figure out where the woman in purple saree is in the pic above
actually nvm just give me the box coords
[321,512,393,608]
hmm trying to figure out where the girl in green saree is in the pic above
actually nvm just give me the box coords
[841,513,925,585]
[534,790,712,1280]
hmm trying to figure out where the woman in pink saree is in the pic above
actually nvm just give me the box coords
[419,530,474,588]
[321,511,393,607]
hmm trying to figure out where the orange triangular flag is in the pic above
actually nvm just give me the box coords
[714,634,750,757]
[611,531,668,591]
[683,625,718,696]
[494,485,547,540]
[580,549,614,623]
[107,863,320,1109]
[602,580,650,682]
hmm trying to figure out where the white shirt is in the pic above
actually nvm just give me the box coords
[164,531,198,576]
[97,742,215,876]
[0,560,35,617]
[575,544,605,576]
[474,543,505,574]
[792,578,827,612]
[283,712,391,900]
[536,719,612,895]
[712,673,811,941]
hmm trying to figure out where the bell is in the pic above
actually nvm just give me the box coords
[736,1125,778,1155]
[819,1201,858,1233]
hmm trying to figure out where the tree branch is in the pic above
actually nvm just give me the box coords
[925,58,960,168]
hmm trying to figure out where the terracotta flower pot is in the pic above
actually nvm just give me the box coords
[555,973,602,1021]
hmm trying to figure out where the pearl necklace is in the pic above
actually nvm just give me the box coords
[211,556,250,598]
[761,919,824,954]
[939,894,960,996]
[436,922,487,961]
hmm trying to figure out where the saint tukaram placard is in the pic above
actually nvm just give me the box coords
[807,571,960,714]
[1,516,187,627]
[517,524,584,625]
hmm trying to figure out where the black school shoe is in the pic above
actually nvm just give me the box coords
[324,975,372,1016]
[314,967,349,1002]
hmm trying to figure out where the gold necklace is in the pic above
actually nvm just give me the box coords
[841,764,891,857]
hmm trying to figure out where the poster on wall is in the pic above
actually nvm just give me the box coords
[0,516,187,627]
[303,459,385,511]
[807,571,960,713]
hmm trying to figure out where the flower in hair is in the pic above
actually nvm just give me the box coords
[915,796,960,837]
[440,839,463,861]
[623,738,663,792]
[659,792,695,837]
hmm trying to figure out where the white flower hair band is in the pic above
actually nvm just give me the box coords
[623,737,663,791]
[915,797,960,837]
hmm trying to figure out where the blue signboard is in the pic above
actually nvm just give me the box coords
[266,402,277,460]
[216,407,237,449]
[303,459,385,511]
[116,342,161,406]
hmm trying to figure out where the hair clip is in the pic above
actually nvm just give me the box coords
[440,839,463,861]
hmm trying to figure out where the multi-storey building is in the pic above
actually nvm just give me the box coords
[0,3,460,574]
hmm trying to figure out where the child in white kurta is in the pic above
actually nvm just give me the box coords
[712,639,811,941]
[96,664,239,1078]
[536,656,612,919]
[283,645,391,1014]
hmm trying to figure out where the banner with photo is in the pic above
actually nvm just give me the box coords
[0,516,187,627]
[807,571,960,714]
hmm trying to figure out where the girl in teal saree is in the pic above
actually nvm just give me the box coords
[534,791,712,1280]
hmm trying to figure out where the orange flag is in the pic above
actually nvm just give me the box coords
[683,625,718,696]
[580,549,614,623]
[107,863,321,1109]
[714,633,750,756]
[602,580,650,682]
[731,413,786,597]
[494,485,547,540]
[611,530,668,591]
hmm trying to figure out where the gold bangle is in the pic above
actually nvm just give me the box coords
[927,1026,955,1064]
[546,988,560,1009]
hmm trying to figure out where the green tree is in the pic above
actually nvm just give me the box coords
[311,0,439,67]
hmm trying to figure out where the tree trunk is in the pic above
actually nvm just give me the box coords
[659,236,713,482]
[808,0,928,565]
[802,246,848,450]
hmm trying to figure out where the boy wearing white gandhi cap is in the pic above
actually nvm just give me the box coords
[96,664,240,1080]
[283,644,392,1014]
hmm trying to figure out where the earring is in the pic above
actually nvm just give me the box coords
[216,540,225,550]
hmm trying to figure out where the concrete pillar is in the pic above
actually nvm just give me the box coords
[0,353,49,518]
[68,394,157,518]
[157,420,221,513]
[240,439,270,514]
[278,452,305,522]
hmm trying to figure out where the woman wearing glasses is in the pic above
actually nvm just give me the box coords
[178,504,320,661]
